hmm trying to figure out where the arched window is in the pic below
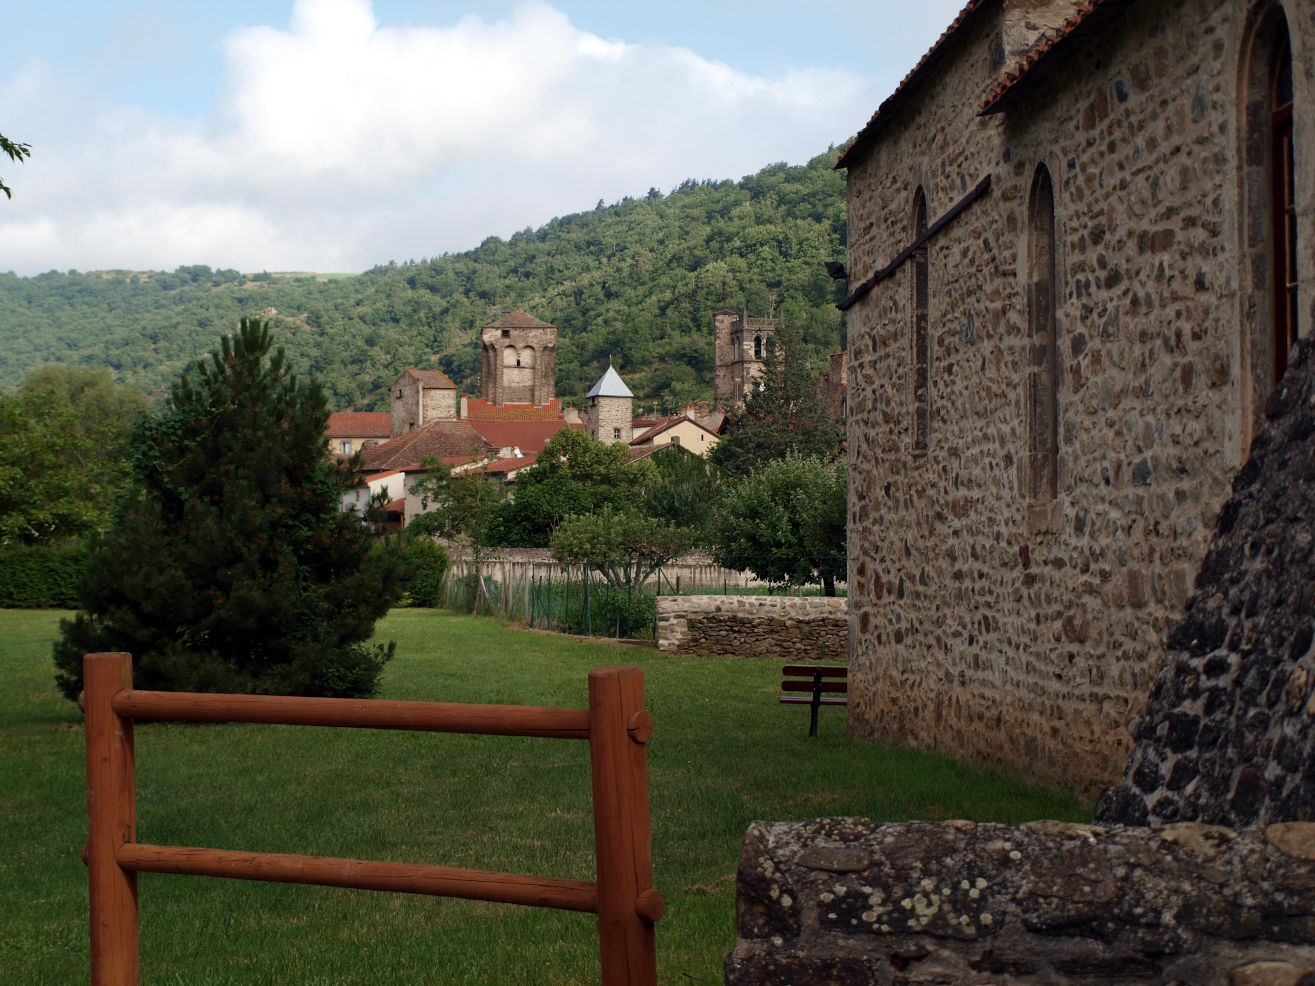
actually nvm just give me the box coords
[1272,32,1297,380]
[754,334,763,359]
[1027,165,1059,501]
[912,188,930,454]
[1240,3,1298,454]
[503,346,518,367]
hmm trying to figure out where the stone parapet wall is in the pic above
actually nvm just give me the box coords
[726,817,1315,986]
[656,596,847,661]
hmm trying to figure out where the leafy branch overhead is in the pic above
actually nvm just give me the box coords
[0,132,31,200]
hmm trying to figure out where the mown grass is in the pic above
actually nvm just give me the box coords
[0,609,1089,985]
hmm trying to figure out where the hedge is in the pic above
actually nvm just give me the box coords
[0,541,89,608]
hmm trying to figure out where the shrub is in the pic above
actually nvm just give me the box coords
[0,541,88,608]
[398,538,450,607]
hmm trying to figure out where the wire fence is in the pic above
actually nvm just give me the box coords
[438,555,846,641]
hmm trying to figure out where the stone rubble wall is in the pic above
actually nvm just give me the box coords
[726,817,1315,986]
[656,596,847,661]
[1096,338,1315,828]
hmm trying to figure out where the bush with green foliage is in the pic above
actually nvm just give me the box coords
[711,454,847,596]
[0,541,88,608]
[493,430,656,547]
[52,320,406,701]
[550,504,695,592]
[0,366,148,544]
[398,537,450,607]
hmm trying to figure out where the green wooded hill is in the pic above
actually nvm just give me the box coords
[0,149,848,413]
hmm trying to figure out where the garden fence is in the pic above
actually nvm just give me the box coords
[438,554,846,640]
[83,652,662,986]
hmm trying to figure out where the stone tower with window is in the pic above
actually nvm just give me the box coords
[479,308,557,407]
[712,309,776,410]
[586,364,634,445]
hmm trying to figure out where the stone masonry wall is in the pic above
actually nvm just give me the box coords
[726,817,1315,986]
[1097,339,1315,828]
[656,596,847,661]
[844,0,1315,798]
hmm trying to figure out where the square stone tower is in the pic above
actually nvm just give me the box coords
[479,308,557,407]
[713,309,775,410]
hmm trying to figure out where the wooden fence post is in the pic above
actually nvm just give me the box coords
[588,666,662,986]
[85,652,138,986]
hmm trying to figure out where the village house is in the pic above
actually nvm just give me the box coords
[324,411,390,457]
[840,0,1311,794]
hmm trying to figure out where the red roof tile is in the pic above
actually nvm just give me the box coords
[360,420,494,471]
[470,419,583,452]
[463,397,566,421]
[325,411,390,438]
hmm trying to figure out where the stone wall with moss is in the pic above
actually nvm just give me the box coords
[727,817,1315,986]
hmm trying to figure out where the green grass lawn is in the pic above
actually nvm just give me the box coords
[1,609,1088,985]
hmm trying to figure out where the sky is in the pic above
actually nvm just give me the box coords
[0,0,967,277]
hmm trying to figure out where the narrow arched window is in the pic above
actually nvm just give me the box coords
[1241,4,1298,456]
[912,188,930,454]
[754,334,763,359]
[1027,166,1060,501]
[1272,32,1297,381]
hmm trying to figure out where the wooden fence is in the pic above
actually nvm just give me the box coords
[83,653,662,986]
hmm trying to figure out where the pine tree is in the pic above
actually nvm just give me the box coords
[53,319,405,701]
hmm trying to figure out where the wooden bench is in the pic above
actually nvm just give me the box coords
[780,664,848,737]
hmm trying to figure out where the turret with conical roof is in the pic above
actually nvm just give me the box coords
[586,363,634,445]
[479,308,557,407]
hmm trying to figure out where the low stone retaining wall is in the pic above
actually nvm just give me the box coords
[655,595,847,660]
[726,817,1315,986]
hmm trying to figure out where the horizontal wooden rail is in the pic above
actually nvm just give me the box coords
[113,689,590,739]
[117,844,598,912]
[85,653,661,986]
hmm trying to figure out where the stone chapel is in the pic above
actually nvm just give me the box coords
[839,0,1312,795]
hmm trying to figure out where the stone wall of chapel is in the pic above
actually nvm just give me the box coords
[845,0,1313,797]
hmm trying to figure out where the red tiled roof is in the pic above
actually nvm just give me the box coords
[399,368,456,389]
[466,450,542,475]
[484,308,555,330]
[979,0,1132,115]
[836,0,996,169]
[463,397,565,421]
[470,419,583,452]
[360,420,494,471]
[325,411,390,438]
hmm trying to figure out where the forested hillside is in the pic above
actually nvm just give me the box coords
[0,148,848,412]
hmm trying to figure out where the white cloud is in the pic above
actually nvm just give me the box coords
[0,0,884,275]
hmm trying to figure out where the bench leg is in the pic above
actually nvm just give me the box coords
[808,669,822,738]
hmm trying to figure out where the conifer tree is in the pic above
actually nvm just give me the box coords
[53,319,404,701]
